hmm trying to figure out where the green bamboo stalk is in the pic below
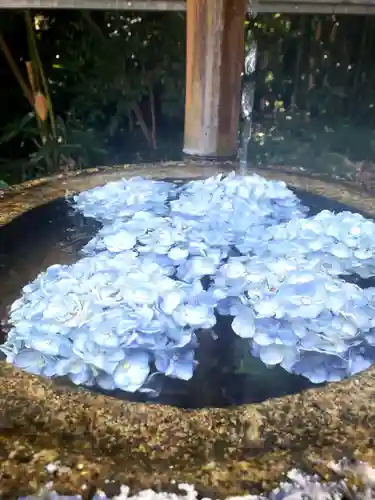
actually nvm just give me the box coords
[0,31,34,107]
[25,10,60,172]
[25,11,57,139]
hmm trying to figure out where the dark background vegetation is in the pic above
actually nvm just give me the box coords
[0,10,375,185]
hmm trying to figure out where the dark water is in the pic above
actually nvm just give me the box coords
[0,199,101,320]
[0,182,373,408]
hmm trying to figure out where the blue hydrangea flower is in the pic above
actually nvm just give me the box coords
[3,172,375,390]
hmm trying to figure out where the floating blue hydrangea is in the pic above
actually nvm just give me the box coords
[3,172,375,390]
[241,209,375,278]
[211,253,375,381]
[73,176,176,222]
[1,251,216,392]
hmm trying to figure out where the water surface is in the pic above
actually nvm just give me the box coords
[0,182,372,408]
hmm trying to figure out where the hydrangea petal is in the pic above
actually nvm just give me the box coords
[232,308,255,338]
[259,345,284,365]
[113,352,150,392]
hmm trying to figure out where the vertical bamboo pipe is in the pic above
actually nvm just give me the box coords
[183,0,247,159]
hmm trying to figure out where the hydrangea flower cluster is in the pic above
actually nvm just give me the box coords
[239,210,375,278]
[212,255,375,383]
[73,177,176,221]
[2,171,375,392]
[3,251,215,392]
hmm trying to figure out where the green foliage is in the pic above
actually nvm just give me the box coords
[2,10,375,184]
[0,10,185,183]
[0,111,109,179]
[46,11,185,159]
[244,13,375,179]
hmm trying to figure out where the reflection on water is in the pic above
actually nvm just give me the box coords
[0,199,101,332]
[0,186,374,408]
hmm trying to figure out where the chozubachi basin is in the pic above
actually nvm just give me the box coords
[1,162,375,499]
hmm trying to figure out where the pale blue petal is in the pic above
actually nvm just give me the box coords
[232,308,255,338]
[305,367,328,384]
[25,335,61,357]
[166,329,193,348]
[253,332,273,346]
[258,345,284,365]
[154,352,169,374]
[173,304,212,327]
[349,355,373,376]
[161,290,184,314]
[170,359,195,380]
[113,352,150,392]
[168,247,189,261]
[155,350,195,380]
[54,358,75,376]
[70,366,94,385]
[13,349,46,375]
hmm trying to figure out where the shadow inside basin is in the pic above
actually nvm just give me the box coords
[0,179,373,409]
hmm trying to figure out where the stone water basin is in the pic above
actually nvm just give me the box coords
[1,162,375,498]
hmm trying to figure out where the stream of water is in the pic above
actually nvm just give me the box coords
[239,37,257,173]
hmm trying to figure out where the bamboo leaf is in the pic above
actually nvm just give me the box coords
[0,113,35,145]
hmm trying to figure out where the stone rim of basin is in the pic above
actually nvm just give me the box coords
[1,162,375,498]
